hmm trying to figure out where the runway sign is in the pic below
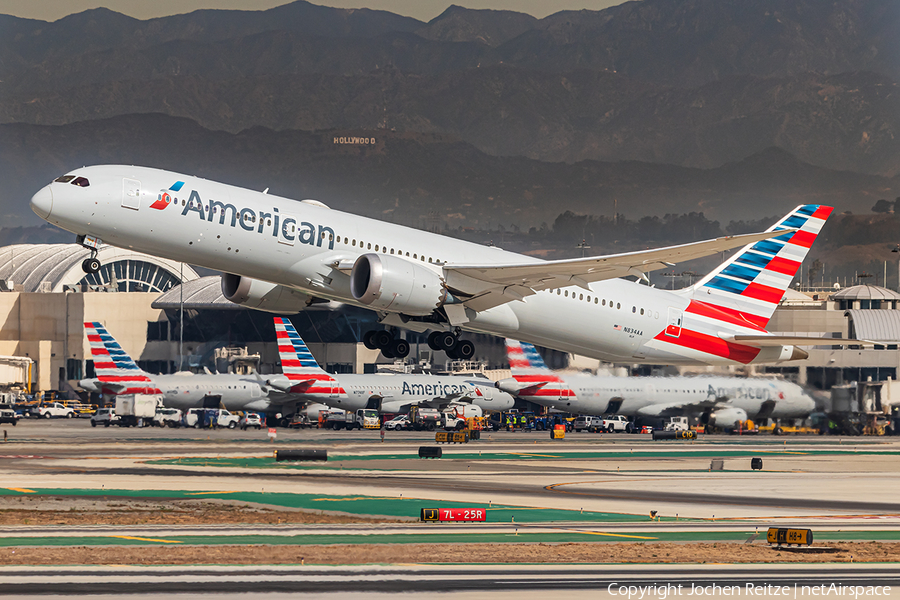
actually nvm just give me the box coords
[421,508,486,522]
[435,431,469,444]
[767,527,813,546]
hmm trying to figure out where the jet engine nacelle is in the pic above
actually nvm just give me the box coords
[221,274,314,314]
[705,407,749,429]
[349,253,446,316]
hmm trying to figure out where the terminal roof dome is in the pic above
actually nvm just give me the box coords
[830,284,900,302]
[0,244,199,293]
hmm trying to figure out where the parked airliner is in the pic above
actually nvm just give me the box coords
[33,166,852,366]
[268,317,514,414]
[498,340,816,428]
[79,322,290,413]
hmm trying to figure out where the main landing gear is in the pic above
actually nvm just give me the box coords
[428,330,475,360]
[363,329,410,359]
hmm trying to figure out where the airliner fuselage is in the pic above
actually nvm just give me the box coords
[33,165,824,366]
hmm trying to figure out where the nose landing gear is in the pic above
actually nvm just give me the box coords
[77,234,102,274]
[81,255,101,274]
[363,329,410,359]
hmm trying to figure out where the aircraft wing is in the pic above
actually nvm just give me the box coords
[636,399,725,417]
[442,229,796,313]
[725,335,876,347]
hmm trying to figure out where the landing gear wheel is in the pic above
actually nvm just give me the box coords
[435,331,457,352]
[363,331,379,350]
[381,345,395,359]
[454,340,475,360]
[82,257,101,274]
[427,331,444,351]
[373,330,393,349]
[388,338,410,358]
[446,346,461,360]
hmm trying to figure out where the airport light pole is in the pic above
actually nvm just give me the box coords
[576,239,591,258]
[893,245,899,292]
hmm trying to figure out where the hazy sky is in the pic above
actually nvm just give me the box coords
[4,0,628,22]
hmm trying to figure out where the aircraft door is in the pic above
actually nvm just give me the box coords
[122,179,141,210]
[665,307,683,337]
[251,384,261,398]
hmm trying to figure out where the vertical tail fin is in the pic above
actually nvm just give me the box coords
[272,317,343,395]
[688,204,833,328]
[84,321,159,394]
[505,339,573,398]
[273,317,326,375]
[506,339,553,375]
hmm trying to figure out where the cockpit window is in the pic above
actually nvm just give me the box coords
[54,175,75,183]
[71,177,90,187]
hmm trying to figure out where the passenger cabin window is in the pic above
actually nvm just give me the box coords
[71,177,90,187]
[54,175,76,183]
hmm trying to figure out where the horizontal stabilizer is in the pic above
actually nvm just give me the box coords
[726,335,876,347]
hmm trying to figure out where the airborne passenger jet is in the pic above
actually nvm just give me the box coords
[32,166,845,365]
[498,340,815,429]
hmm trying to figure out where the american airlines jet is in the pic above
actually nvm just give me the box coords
[80,321,291,413]
[498,340,816,429]
[267,317,514,413]
[33,166,850,365]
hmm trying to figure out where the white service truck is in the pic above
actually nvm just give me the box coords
[442,404,483,430]
[601,414,630,433]
[31,402,75,419]
[115,394,161,427]
[664,416,690,431]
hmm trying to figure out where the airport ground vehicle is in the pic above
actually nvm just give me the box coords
[153,407,182,428]
[323,410,356,430]
[356,408,381,430]
[664,416,690,432]
[442,404,483,431]
[0,408,20,425]
[288,413,313,429]
[409,406,441,431]
[115,394,160,427]
[31,402,75,419]
[90,407,117,427]
[240,413,262,430]
[384,414,411,431]
[574,415,603,432]
[184,408,240,429]
[602,414,630,433]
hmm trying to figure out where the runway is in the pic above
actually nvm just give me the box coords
[2,419,900,595]
[1,564,900,596]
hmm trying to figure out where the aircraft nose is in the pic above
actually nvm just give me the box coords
[30,185,53,219]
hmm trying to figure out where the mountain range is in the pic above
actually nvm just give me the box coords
[3,114,895,231]
[1,0,898,177]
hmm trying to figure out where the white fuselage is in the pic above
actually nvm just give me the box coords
[34,165,796,365]
[134,373,278,413]
[501,374,815,420]
[299,374,514,414]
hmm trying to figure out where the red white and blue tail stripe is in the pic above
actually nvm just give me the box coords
[647,205,832,365]
[506,339,574,399]
[688,204,831,328]
[273,317,345,396]
[85,321,160,395]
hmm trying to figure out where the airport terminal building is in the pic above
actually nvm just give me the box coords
[0,243,895,397]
